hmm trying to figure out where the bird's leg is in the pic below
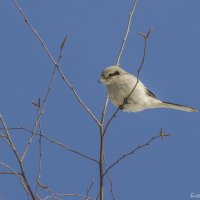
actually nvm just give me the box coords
[119,104,124,110]
[119,97,129,110]
[123,98,129,104]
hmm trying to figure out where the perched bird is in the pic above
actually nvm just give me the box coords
[99,65,198,113]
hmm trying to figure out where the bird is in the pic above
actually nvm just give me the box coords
[99,65,198,113]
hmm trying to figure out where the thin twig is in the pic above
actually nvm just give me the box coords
[100,95,109,133]
[0,162,21,178]
[99,134,105,200]
[103,158,116,200]
[85,179,95,200]
[0,115,36,200]
[38,131,99,164]
[37,181,96,200]
[12,0,57,66]
[12,0,100,128]
[103,108,120,137]
[103,28,152,138]
[34,35,67,196]
[97,95,109,200]
[98,1,140,200]
[116,0,138,66]
[56,66,101,127]
[35,122,43,195]
[0,171,18,175]
[22,35,68,161]
[0,127,99,164]
[103,129,171,176]
[125,28,152,101]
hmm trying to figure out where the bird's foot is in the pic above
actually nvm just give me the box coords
[119,104,124,110]
[119,98,129,110]
[123,98,129,104]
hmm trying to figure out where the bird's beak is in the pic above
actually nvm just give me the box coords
[98,77,104,83]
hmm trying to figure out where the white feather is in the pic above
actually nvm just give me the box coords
[99,66,197,113]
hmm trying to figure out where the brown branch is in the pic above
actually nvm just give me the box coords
[0,171,18,175]
[0,127,99,164]
[0,115,36,200]
[103,129,171,176]
[12,0,101,130]
[102,28,152,139]
[97,1,140,200]
[43,193,96,200]
[22,35,67,161]
[103,108,120,137]
[55,66,101,127]
[12,0,57,66]
[35,122,43,196]
[99,134,105,200]
[116,0,138,66]
[85,179,95,200]
[36,181,96,200]
[100,95,109,134]
[34,35,67,196]
[103,158,116,200]
[125,28,152,101]
[0,162,21,177]
[97,95,110,200]
[34,131,99,164]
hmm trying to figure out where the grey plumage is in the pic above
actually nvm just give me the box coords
[99,66,198,113]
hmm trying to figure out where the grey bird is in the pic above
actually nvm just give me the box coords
[99,65,198,113]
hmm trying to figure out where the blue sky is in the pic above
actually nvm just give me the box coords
[1,0,200,200]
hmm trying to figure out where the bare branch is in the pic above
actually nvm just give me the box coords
[103,158,116,200]
[22,35,68,161]
[0,162,21,178]
[103,129,171,176]
[103,108,120,137]
[103,28,152,138]
[125,27,152,101]
[36,181,96,200]
[97,2,141,200]
[38,131,99,164]
[100,95,109,129]
[116,0,138,66]
[99,135,105,200]
[12,0,57,66]
[0,115,37,200]
[85,179,95,200]
[0,127,99,164]
[35,122,43,196]
[12,0,101,131]
[0,171,18,175]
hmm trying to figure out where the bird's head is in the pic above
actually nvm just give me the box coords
[98,65,126,85]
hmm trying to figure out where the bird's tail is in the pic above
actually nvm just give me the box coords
[159,101,198,112]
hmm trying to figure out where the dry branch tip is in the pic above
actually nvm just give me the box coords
[139,27,153,39]
[60,35,67,50]
[159,128,172,140]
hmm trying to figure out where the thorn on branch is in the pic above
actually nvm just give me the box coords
[159,128,172,140]
[32,98,41,109]
[60,35,67,50]
[139,27,153,39]
[36,179,48,189]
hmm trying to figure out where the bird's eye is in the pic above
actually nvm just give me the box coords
[108,71,120,77]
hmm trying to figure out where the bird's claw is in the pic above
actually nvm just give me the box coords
[124,98,128,104]
[119,104,124,110]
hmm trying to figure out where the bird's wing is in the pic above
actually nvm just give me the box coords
[145,88,157,99]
